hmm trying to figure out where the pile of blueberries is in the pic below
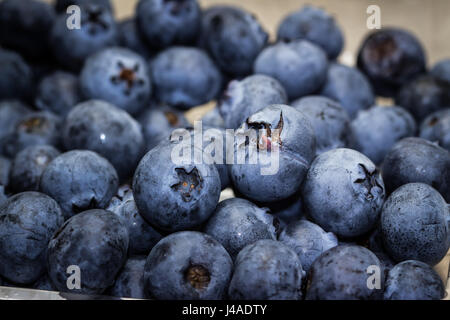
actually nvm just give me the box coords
[0,0,449,300]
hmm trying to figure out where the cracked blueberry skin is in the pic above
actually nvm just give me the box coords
[144,231,233,300]
[306,245,384,300]
[395,75,450,122]
[133,141,221,232]
[431,59,450,85]
[381,183,449,266]
[106,185,163,255]
[151,46,222,110]
[0,100,31,151]
[277,5,344,60]
[50,3,118,71]
[47,209,129,294]
[34,72,82,118]
[0,0,55,61]
[357,28,426,98]
[228,239,304,300]
[254,40,328,101]
[118,18,153,59]
[381,137,450,202]
[279,220,338,274]
[80,48,152,116]
[109,256,147,299]
[3,111,62,158]
[420,108,450,152]
[218,74,288,129]
[0,192,64,284]
[40,150,119,219]
[204,198,278,260]
[231,104,316,203]
[55,0,113,13]
[292,96,354,156]
[138,104,190,152]
[302,148,385,238]
[10,145,60,193]
[0,49,33,101]
[351,106,417,165]
[384,260,446,300]
[320,63,375,119]
[136,0,201,49]
[63,100,145,181]
[200,5,268,77]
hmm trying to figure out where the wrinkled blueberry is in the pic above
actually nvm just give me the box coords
[47,209,129,294]
[204,198,278,259]
[254,40,328,100]
[151,46,222,109]
[292,95,354,155]
[106,185,163,255]
[306,245,384,300]
[228,239,304,300]
[279,220,338,273]
[320,63,375,118]
[277,5,344,59]
[0,192,64,284]
[63,100,145,180]
[218,74,288,129]
[0,49,33,101]
[351,106,417,164]
[419,108,450,151]
[108,256,146,299]
[40,150,119,219]
[381,183,449,266]
[231,104,316,203]
[357,28,426,97]
[144,231,233,300]
[381,137,450,202]
[302,148,385,238]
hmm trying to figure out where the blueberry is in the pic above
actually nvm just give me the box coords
[0,192,64,284]
[55,0,113,13]
[151,46,222,109]
[277,5,344,59]
[138,104,191,152]
[254,40,328,100]
[431,58,450,85]
[351,106,417,164]
[34,71,82,117]
[279,220,338,273]
[10,145,61,193]
[133,141,221,232]
[201,108,225,129]
[33,273,57,292]
[262,192,304,224]
[381,137,450,202]
[40,150,119,219]
[367,227,396,273]
[204,198,278,259]
[306,245,384,300]
[420,108,450,151]
[0,49,33,101]
[144,231,232,300]
[47,209,129,294]
[106,185,163,255]
[136,0,201,49]
[109,256,146,299]
[50,3,118,71]
[395,74,450,121]
[291,96,354,155]
[80,47,152,115]
[320,63,375,118]
[381,183,449,266]
[200,5,268,77]
[383,260,446,300]
[231,104,316,203]
[357,28,426,97]
[3,111,62,158]
[63,100,145,180]
[218,74,288,129]
[0,156,10,200]
[228,239,304,300]
[302,148,385,238]
[0,100,31,150]
[118,18,153,59]
[0,0,55,60]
